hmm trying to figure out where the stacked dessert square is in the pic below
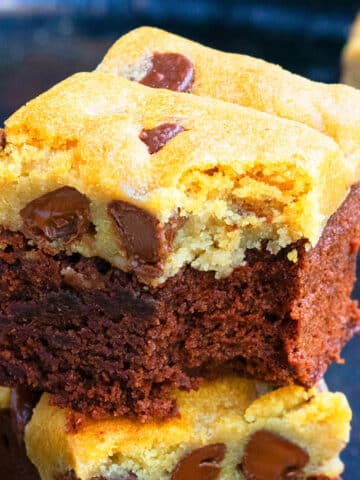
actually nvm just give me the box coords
[0,26,359,479]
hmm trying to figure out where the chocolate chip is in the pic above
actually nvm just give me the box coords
[20,186,91,244]
[10,387,41,445]
[140,52,194,92]
[241,430,309,480]
[108,201,185,266]
[0,128,5,149]
[140,123,185,154]
[171,444,226,480]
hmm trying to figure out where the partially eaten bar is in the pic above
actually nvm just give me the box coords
[0,71,359,419]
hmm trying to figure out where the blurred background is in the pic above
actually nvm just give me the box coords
[0,0,359,477]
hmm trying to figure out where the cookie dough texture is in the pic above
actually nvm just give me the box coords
[24,378,350,480]
[0,70,354,284]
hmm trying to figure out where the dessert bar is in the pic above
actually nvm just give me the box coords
[0,71,359,419]
[25,378,349,480]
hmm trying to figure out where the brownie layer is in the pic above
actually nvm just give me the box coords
[0,184,359,420]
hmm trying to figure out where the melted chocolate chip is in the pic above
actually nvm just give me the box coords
[140,52,194,92]
[241,430,310,480]
[20,186,91,244]
[171,444,226,480]
[0,128,5,149]
[108,201,185,266]
[10,387,41,445]
[140,123,185,154]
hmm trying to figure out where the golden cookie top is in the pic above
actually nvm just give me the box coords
[0,59,354,284]
[100,26,360,177]
[25,377,350,480]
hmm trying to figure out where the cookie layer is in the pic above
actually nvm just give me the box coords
[24,378,350,480]
[1,72,351,284]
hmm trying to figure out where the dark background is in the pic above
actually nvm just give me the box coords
[0,1,359,478]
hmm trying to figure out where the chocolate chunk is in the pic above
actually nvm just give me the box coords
[241,430,309,480]
[108,201,185,265]
[10,386,41,444]
[140,52,194,92]
[140,123,185,154]
[20,186,91,244]
[0,129,5,149]
[171,444,226,480]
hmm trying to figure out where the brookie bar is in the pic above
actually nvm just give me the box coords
[0,379,348,480]
[10,377,349,480]
[0,53,360,419]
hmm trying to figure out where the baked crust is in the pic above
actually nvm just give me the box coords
[99,26,360,179]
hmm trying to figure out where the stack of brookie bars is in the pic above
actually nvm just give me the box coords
[0,25,360,480]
